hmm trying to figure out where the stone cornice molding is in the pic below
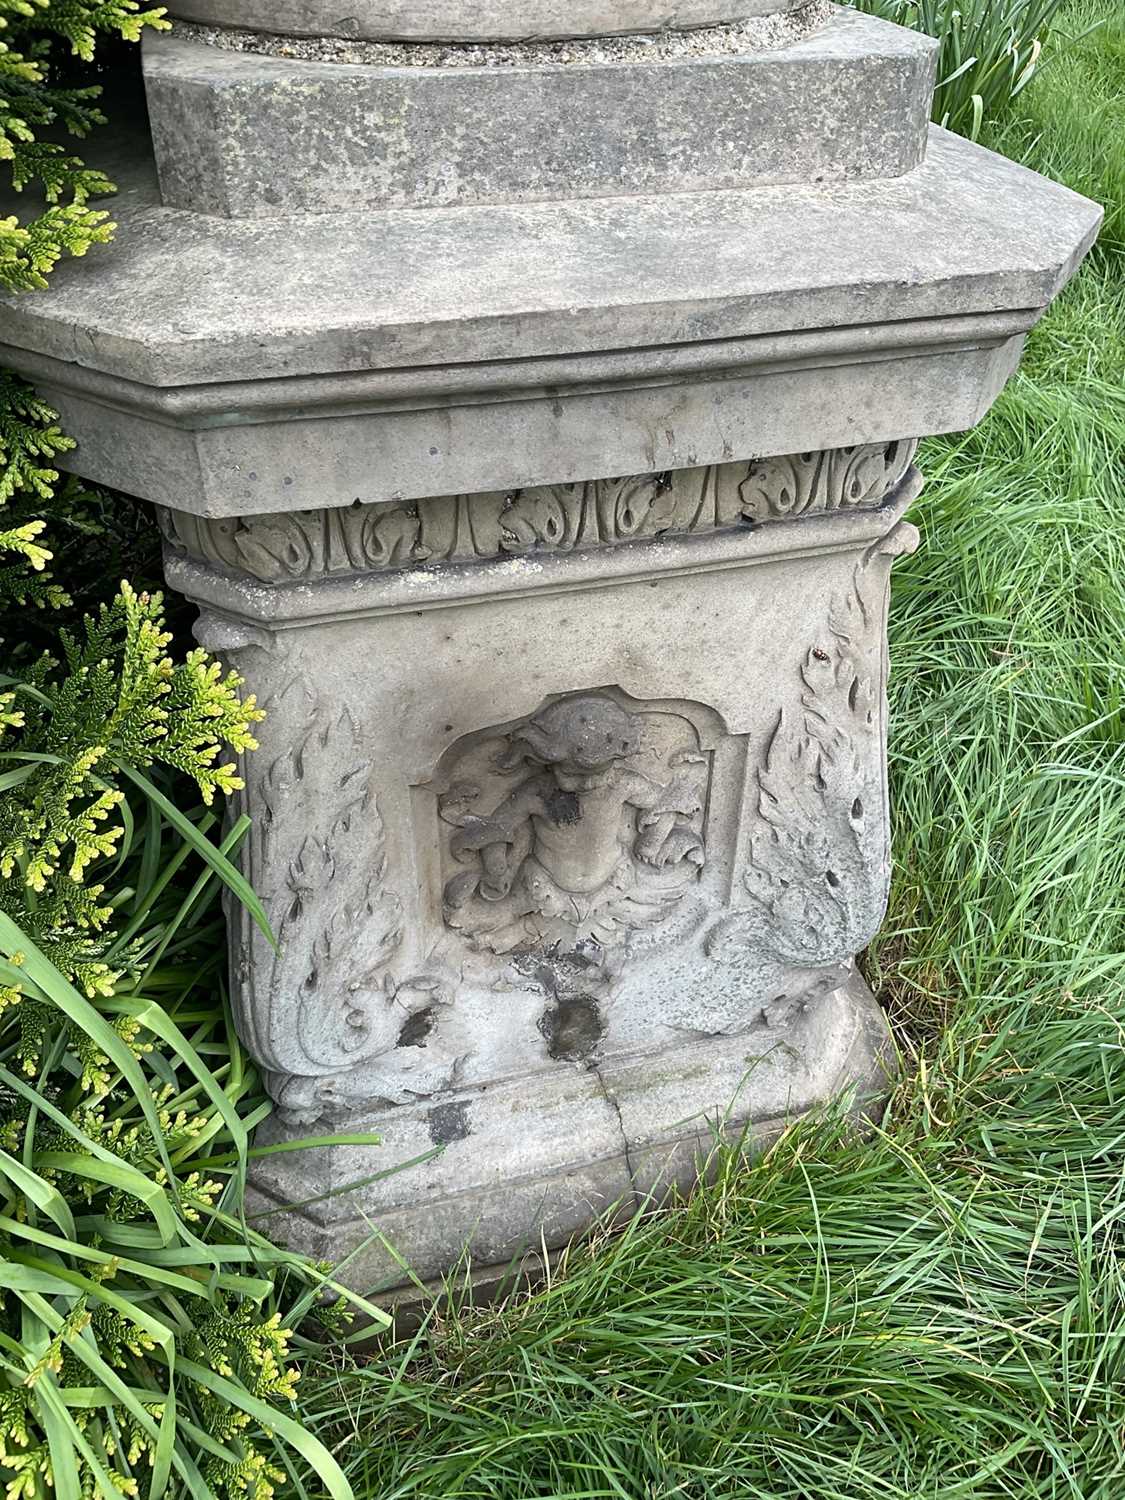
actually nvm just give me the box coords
[0,129,1100,391]
[0,310,1037,426]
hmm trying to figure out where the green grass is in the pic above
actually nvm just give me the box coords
[291,8,1125,1497]
[850,0,1074,139]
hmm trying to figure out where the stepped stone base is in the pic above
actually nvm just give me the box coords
[247,969,894,1290]
[0,128,1099,522]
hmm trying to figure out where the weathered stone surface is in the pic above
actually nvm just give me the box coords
[175,6,826,66]
[144,12,935,215]
[167,0,808,43]
[0,7,1101,1289]
[0,128,1099,395]
[246,970,893,1287]
[0,124,1100,535]
[181,466,918,1125]
[0,309,1026,523]
[188,465,912,1285]
[154,441,919,582]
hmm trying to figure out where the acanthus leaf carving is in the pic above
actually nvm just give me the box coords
[739,440,919,522]
[742,521,918,966]
[703,520,918,993]
[157,441,921,585]
[227,687,462,1123]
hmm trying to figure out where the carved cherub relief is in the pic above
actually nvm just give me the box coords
[439,692,708,954]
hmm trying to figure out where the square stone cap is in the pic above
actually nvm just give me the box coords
[142,11,936,216]
[0,123,1101,393]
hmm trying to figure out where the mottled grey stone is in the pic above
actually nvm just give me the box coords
[154,441,921,583]
[176,468,918,1155]
[144,11,935,215]
[0,128,1098,397]
[167,0,809,43]
[6,314,1024,522]
[246,970,893,1288]
[147,433,919,1298]
[0,7,1101,1291]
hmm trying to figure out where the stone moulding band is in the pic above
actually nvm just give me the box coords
[170,467,924,630]
[0,298,1042,420]
[159,441,920,587]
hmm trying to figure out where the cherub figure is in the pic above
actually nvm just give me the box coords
[440,694,705,952]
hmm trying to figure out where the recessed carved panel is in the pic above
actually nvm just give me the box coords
[436,691,710,955]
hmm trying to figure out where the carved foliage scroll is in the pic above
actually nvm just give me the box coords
[740,522,919,967]
[157,440,920,584]
[739,441,918,522]
[233,688,411,1084]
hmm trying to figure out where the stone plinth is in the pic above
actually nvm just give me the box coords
[0,1,1100,1290]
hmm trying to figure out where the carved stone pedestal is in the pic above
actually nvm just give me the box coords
[165,448,918,1284]
[0,0,1099,1288]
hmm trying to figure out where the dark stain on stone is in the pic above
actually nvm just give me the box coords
[397,1007,436,1049]
[427,1100,470,1147]
[539,993,606,1063]
[544,787,581,825]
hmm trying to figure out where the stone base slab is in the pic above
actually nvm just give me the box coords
[0,128,1098,398]
[246,968,894,1290]
[0,127,1099,529]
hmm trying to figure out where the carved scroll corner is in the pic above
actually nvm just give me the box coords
[874,518,921,562]
[191,608,276,658]
[265,1070,327,1129]
[738,439,924,524]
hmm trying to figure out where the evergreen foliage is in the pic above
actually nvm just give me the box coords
[0,370,74,610]
[0,579,264,992]
[0,0,168,292]
[0,17,382,1498]
[0,534,379,1498]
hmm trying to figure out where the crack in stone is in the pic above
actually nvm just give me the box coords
[506,946,640,1206]
[588,1060,643,1214]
